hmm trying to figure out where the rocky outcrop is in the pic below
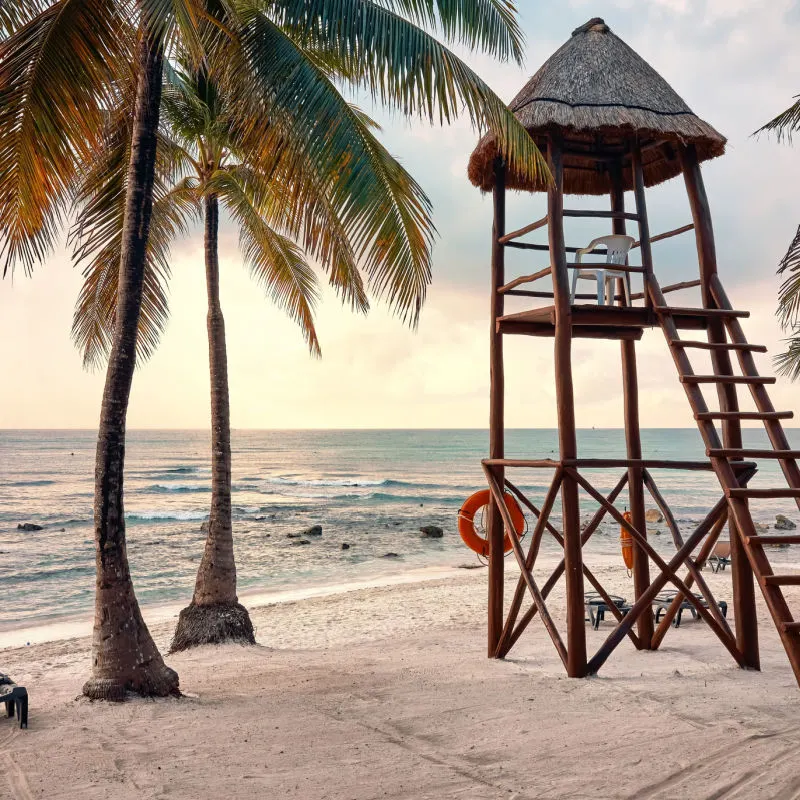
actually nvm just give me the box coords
[775,515,796,530]
[644,509,663,523]
[382,552,400,558]
[419,525,444,538]
[341,543,350,550]
[302,525,323,537]
[17,523,42,531]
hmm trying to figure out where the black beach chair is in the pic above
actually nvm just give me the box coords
[584,592,630,630]
[652,591,728,628]
[1,674,28,729]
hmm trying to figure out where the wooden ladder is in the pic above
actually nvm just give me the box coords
[649,272,800,684]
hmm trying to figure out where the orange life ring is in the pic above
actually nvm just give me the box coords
[620,510,634,570]
[458,490,525,557]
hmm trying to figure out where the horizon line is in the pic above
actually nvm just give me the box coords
[2,426,798,433]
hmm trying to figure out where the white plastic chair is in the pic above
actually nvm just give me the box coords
[569,234,635,306]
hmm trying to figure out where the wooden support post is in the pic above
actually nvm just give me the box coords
[487,158,506,657]
[612,159,654,647]
[548,136,586,677]
[680,144,759,670]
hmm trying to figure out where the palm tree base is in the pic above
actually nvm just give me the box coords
[169,601,255,652]
[82,664,180,701]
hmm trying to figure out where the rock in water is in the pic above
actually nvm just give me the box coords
[383,552,400,558]
[341,543,350,550]
[755,522,770,532]
[17,523,42,531]
[419,525,444,538]
[775,514,796,530]
[644,509,663,523]
[291,539,311,546]
[302,525,323,537]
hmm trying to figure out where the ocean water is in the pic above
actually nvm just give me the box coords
[2,428,800,636]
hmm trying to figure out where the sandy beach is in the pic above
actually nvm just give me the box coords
[3,554,800,800]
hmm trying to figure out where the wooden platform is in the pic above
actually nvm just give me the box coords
[496,304,712,339]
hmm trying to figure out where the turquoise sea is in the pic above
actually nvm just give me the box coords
[2,428,800,638]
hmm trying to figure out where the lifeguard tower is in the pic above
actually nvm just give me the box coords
[467,18,800,684]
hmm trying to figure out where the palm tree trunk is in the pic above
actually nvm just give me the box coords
[82,27,178,700]
[170,193,255,651]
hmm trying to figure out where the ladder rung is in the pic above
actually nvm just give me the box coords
[748,535,800,545]
[708,449,800,459]
[728,488,800,499]
[780,622,800,633]
[656,307,749,318]
[670,340,767,352]
[696,411,793,421]
[765,575,800,586]
[681,375,776,385]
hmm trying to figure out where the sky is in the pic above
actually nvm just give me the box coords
[2,0,800,429]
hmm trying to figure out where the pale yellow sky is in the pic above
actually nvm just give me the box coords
[2,0,800,429]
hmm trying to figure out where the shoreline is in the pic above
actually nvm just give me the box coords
[0,561,476,649]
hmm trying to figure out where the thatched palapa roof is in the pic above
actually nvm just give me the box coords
[468,18,726,195]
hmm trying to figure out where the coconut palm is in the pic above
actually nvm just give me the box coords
[71,63,423,650]
[1,0,546,696]
[0,0,209,699]
[757,98,800,379]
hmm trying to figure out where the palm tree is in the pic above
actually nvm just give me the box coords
[0,0,208,699]
[1,0,546,696]
[71,64,417,650]
[757,98,800,379]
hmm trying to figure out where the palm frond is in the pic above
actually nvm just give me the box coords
[139,0,209,62]
[70,104,197,368]
[755,96,800,143]
[0,0,131,276]
[262,0,544,185]
[776,225,800,329]
[267,0,524,63]
[219,163,370,313]
[0,1,51,37]
[230,12,438,321]
[772,225,800,380]
[216,170,321,355]
[775,333,800,381]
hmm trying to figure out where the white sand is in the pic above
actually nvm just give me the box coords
[3,554,800,799]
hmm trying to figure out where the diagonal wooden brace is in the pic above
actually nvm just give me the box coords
[500,472,641,658]
[565,468,744,667]
[483,463,568,668]
[569,469,747,671]
[644,469,734,637]
[651,510,729,647]
[495,471,563,658]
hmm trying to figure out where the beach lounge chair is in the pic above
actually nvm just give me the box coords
[1,674,28,729]
[569,234,635,306]
[584,592,631,630]
[707,541,732,573]
[652,591,728,628]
